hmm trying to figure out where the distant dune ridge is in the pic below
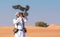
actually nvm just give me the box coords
[48,24,60,29]
[0,24,60,37]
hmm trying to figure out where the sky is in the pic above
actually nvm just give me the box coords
[0,0,60,26]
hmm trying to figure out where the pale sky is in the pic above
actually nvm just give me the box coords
[0,0,60,26]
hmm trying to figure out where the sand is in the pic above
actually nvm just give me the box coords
[0,24,60,37]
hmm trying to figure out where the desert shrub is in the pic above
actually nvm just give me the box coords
[35,21,48,27]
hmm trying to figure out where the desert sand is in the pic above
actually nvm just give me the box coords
[0,24,60,37]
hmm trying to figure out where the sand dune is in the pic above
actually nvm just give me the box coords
[0,24,60,37]
[48,24,60,29]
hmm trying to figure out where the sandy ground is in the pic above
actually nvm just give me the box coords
[0,24,60,37]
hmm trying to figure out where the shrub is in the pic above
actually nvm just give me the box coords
[35,21,48,27]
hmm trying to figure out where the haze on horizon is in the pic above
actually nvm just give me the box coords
[0,0,60,26]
